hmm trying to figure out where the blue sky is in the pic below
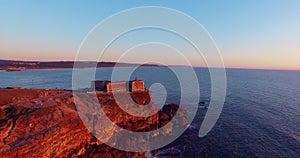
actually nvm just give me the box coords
[1,0,300,69]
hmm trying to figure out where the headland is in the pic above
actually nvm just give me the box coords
[0,87,188,157]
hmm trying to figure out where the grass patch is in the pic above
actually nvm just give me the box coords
[0,89,40,104]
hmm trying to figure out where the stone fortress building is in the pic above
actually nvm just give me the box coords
[91,77,145,93]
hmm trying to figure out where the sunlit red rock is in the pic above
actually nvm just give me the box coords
[0,88,188,157]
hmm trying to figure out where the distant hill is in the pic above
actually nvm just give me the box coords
[0,60,160,71]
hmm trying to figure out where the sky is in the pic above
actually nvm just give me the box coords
[0,0,300,70]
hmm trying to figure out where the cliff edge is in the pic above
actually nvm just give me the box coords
[0,88,188,157]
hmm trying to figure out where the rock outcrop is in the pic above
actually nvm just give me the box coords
[0,88,188,157]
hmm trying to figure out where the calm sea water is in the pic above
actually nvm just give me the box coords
[0,67,300,157]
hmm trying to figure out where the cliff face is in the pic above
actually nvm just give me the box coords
[0,88,188,157]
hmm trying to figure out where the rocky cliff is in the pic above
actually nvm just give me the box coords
[0,88,188,157]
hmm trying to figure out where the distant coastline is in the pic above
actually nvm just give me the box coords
[0,59,161,71]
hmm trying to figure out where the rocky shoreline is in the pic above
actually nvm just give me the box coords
[0,88,188,157]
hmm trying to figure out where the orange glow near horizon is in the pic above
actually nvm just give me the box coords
[1,40,300,70]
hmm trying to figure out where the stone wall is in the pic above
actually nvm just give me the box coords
[107,82,128,92]
[92,80,145,92]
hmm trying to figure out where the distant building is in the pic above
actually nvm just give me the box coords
[129,80,145,92]
[91,78,145,93]
[91,80,111,92]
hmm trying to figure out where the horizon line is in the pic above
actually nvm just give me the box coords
[0,58,299,71]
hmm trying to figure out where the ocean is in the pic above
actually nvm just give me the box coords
[0,67,300,157]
